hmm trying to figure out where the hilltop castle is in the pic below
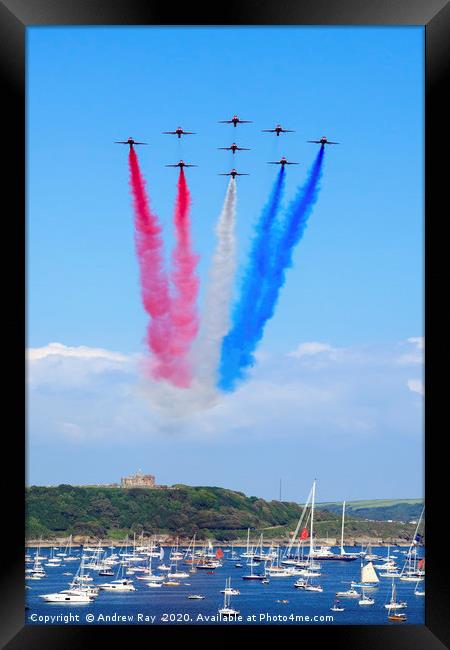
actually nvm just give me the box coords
[120,469,155,488]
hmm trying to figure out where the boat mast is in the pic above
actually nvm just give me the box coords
[310,479,316,558]
[286,483,314,556]
[401,505,424,577]
[340,501,346,555]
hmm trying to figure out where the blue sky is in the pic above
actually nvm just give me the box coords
[27,27,424,501]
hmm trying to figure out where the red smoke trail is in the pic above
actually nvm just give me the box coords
[168,169,200,386]
[128,147,174,381]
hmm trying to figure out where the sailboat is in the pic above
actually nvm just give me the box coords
[384,579,407,610]
[218,577,240,617]
[240,528,253,558]
[336,501,359,561]
[294,482,323,591]
[267,546,295,577]
[220,578,240,596]
[136,544,164,583]
[386,581,407,622]
[363,542,379,561]
[44,546,62,567]
[98,561,135,591]
[40,557,98,603]
[242,558,265,580]
[64,535,79,561]
[351,559,380,589]
[378,547,401,578]
[414,580,425,596]
[358,586,375,606]
[167,556,190,579]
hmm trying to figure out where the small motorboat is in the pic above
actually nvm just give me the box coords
[98,569,114,577]
[336,588,360,598]
[330,600,345,612]
[188,594,205,600]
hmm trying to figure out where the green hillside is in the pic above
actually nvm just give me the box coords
[317,498,424,522]
[26,484,312,541]
[26,485,420,542]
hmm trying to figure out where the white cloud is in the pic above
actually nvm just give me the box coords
[26,340,424,447]
[288,341,341,360]
[408,337,424,351]
[26,342,128,363]
[407,379,424,397]
[396,337,424,365]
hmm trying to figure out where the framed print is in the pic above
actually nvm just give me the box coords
[2,0,449,647]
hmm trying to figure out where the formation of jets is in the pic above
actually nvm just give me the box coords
[115,116,338,178]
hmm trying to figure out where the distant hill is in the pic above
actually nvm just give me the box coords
[317,499,424,522]
[26,485,420,543]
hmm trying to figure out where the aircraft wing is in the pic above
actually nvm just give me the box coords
[218,147,230,150]
[239,120,253,123]
[183,132,196,135]
[162,131,177,134]
[327,141,339,144]
[114,141,128,144]
[238,147,250,150]
[286,162,300,165]
[165,164,179,167]
[284,130,295,133]
[218,120,232,123]
[261,129,275,132]
[307,140,322,143]
[133,142,147,145]
[267,162,280,164]
[184,164,198,167]
[236,173,250,175]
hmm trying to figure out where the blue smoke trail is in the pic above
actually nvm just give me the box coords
[219,146,325,391]
[218,167,286,390]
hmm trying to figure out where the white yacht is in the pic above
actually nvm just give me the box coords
[39,591,92,603]
[99,578,135,591]
[220,580,240,596]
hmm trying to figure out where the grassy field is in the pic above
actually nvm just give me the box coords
[318,498,423,510]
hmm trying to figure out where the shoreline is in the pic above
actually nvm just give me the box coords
[25,537,414,548]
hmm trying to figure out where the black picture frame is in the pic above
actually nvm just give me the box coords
[2,0,449,647]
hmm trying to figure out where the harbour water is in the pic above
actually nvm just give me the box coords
[26,546,425,626]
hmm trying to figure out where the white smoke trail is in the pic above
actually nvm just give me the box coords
[194,179,237,391]
[137,179,237,418]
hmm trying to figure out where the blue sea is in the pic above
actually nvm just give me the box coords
[26,546,425,626]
